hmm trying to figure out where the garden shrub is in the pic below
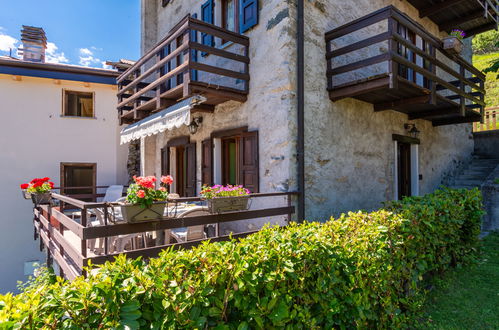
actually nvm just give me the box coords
[0,188,483,329]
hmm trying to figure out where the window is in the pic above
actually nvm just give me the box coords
[63,90,94,117]
[222,0,238,33]
[60,162,96,202]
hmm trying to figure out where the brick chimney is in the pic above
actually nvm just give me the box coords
[19,26,47,63]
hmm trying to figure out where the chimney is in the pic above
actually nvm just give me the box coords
[19,26,47,63]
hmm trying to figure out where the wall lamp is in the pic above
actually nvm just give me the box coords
[404,123,420,139]
[188,116,203,135]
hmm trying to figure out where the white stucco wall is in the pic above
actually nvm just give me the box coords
[0,74,128,293]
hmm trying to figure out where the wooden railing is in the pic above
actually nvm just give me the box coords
[474,107,499,131]
[117,15,250,124]
[33,191,296,280]
[325,6,486,120]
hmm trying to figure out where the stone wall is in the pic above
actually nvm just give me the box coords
[474,130,499,158]
[482,165,499,232]
[140,0,298,232]
[302,0,475,220]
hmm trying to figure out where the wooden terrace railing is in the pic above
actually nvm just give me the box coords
[32,191,296,280]
[117,15,250,124]
[325,6,486,126]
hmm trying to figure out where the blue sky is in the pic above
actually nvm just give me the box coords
[0,0,140,68]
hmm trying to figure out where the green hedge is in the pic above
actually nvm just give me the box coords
[0,188,483,329]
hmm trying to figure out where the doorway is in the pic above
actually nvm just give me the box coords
[397,142,411,200]
[60,163,96,201]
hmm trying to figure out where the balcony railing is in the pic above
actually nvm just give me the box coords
[474,107,499,131]
[32,189,295,280]
[117,15,250,124]
[325,6,486,126]
[405,0,499,36]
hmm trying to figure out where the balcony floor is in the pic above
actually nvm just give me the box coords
[329,74,481,126]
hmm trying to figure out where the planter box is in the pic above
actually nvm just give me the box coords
[21,190,31,200]
[120,203,166,223]
[31,192,52,205]
[207,196,250,213]
[442,36,463,55]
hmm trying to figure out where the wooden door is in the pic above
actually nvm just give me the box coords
[201,139,213,186]
[185,143,197,197]
[60,163,96,202]
[397,142,411,200]
[239,131,259,193]
[175,146,185,197]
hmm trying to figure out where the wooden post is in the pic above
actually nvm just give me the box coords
[459,65,466,116]
[46,204,53,269]
[80,207,87,277]
[480,80,485,124]
[104,205,109,256]
[133,69,140,120]
[430,45,437,105]
[182,31,191,98]
[388,17,399,90]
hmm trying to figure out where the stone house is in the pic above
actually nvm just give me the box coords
[119,0,497,228]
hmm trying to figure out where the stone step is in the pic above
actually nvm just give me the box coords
[453,179,483,186]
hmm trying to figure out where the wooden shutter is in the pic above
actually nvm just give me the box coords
[185,143,197,197]
[201,0,214,50]
[239,131,259,193]
[161,147,171,192]
[201,139,213,186]
[239,0,258,33]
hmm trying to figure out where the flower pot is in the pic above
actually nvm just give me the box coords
[21,190,31,200]
[31,192,52,205]
[120,203,166,223]
[442,36,463,55]
[207,196,250,213]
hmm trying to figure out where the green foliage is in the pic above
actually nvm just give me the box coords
[0,188,483,329]
[494,178,499,184]
[472,30,499,54]
[473,52,499,107]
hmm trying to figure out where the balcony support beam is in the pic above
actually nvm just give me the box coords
[420,0,467,18]
[374,95,431,112]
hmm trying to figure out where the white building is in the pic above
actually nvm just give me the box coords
[0,26,128,293]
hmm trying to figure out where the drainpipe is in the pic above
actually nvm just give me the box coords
[296,0,305,221]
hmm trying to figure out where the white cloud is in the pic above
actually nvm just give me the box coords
[0,32,18,52]
[45,42,69,64]
[101,61,112,69]
[78,47,101,67]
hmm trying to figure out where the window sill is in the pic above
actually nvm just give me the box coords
[60,115,97,120]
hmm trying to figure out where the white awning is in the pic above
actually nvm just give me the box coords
[120,95,206,144]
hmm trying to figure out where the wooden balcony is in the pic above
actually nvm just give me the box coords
[406,0,499,36]
[325,6,486,126]
[31,188,295,280]
[117,16,250,124]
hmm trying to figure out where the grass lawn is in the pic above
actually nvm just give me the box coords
[473,52,499,108]
[418,232,499,329]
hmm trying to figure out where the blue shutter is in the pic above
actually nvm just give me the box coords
[201,0,214,49]
[164,44,171,90]
[191,13,198,81]
[239,0,258,33]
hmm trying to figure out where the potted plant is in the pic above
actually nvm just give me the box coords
[120,175,173,223]
[201,185,251,213]
[443,29,465,55]
[21,177,54,204]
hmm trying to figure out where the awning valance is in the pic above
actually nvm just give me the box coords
[120,95,206,144]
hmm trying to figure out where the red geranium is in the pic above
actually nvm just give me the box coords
[161,175,174,185]
[20,183,29,190]
[22,177,53,193]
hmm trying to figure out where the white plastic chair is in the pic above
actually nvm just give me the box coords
[167,208,210,244]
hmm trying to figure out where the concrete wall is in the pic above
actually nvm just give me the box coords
[474,131,499,158]
[0,74,128,293]
[482,165,499,232]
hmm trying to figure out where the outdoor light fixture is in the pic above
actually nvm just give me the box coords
[404,123,420,139]
[188,117,203,134]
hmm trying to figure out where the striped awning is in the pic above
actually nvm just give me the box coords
[120,95,206,144]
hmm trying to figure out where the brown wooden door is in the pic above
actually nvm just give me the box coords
[398,142,411,200]
[185,143,197,197]
[201,139,213,187]
[239,131,259,193]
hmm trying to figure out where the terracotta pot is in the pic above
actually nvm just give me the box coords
[31,192,52,205]
[120,203,166,223]
[442,36,463,55]
[207,196,250,213]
